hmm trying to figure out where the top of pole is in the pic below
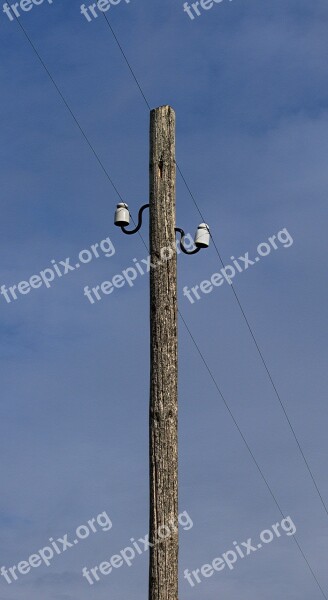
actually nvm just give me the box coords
[151,105,175,115]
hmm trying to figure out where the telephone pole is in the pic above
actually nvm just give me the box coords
[114,105,209,600]
[149,106,178,600]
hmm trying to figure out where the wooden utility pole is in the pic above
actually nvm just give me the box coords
[149,106,178,600]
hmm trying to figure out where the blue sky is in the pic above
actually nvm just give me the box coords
[1,0,328,598]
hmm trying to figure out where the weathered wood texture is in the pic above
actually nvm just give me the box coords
[149,106,178,600]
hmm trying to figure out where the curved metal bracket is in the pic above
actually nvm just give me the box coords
[175,227,200,255]
[121,204,150,235]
